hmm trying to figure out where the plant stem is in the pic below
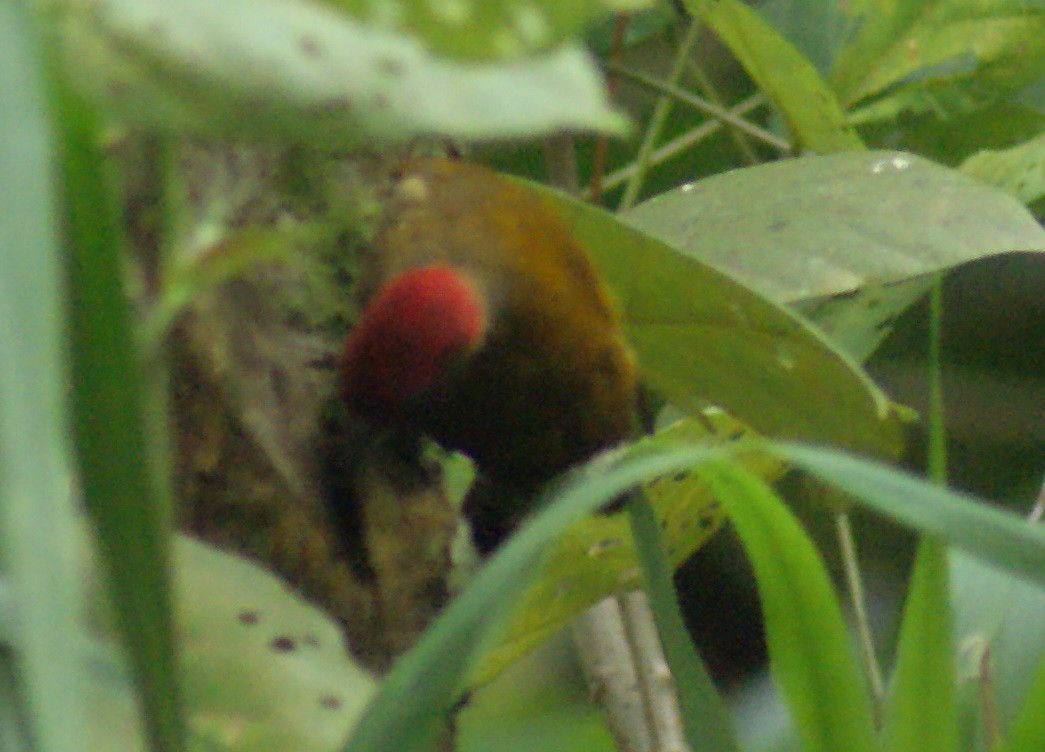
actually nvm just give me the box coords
[595,93,769,197]
[835,512,885,722]
[618,18,703,211]
[602,60,791,152]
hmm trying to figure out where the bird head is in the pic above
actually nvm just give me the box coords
[339,264,488,422]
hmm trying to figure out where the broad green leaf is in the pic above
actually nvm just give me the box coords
[961,132,1045,205]
[472,412,774,685]
[622,151,1045,362]
[832,0,1045,115]
[780,444,1045,588]
[881,539,957,752]
[328,0,649,60]
[343,440,719,752]
[682,0,864,153]
[58,67,184,752]
[51,0,625,146]
[699,462,876,752]
[898,103,1045,168]
[0,6,86,752]
[951,552,1045,752]
[177,538,376,752]
[86,535,378,752]
[527,180,904,458]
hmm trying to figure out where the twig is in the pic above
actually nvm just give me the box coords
[835,512,886,723]
[595,94,770,198]
[590,13,631,203]
[572,600,656,752]
[622,592,690,752]
[603,61,791,152]
[618,19,703,211]
[543,134,580,195]
[975,641,1001,749]
[546,135,691,752]
[683,58,760,165]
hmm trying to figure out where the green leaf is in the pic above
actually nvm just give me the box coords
[621,151,1045,362]
[57,67,185,752]
[832,0,1045,115]
[86,534,378,752]
[342,440,718,752]
[52,0,625,145]
[897,103,1045,167]
[961,132,1045,205]
[326,0,650,60]
[176,538,377,752]
[880,539,958,752]
[698,462,877,752]
[472,412,778,685]
[682,0,864,153]
[780,444,1045,588]
[527,179,904,457]
[0,6,86,752]
[758,0,852,74]
[951,552,1045,752]
[1001,657,1045,752]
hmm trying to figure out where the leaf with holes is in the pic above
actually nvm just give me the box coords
[86,536,377,752]
[470,411,782,686]
[326,0,651,60]
[53,0,625,146]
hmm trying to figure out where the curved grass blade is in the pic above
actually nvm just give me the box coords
[780,444,1045,588]
[0,6,86,752]
[627,494,740,752]
[1000,656,1045,752]
[56,69,185,752]
[880,540,957,752]
[699,462,877,752]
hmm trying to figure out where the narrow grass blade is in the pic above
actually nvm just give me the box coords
[780,444,1045,588]
[55,71,185,752]
[1000,656,1045,752]
[342,443,716,752]
[0,6,86,752]
[880,539,957,752]
[700,462,877,752]
[627,494,741,752]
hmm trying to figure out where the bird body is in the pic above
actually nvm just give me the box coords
[340,158,639,548]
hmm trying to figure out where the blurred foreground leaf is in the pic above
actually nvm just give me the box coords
[51,0,625,146]
[781,444,1045,588]
[327,0,650,60]
[0,6,85,752]
[87,535,378,752]
[700,463,876,752]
